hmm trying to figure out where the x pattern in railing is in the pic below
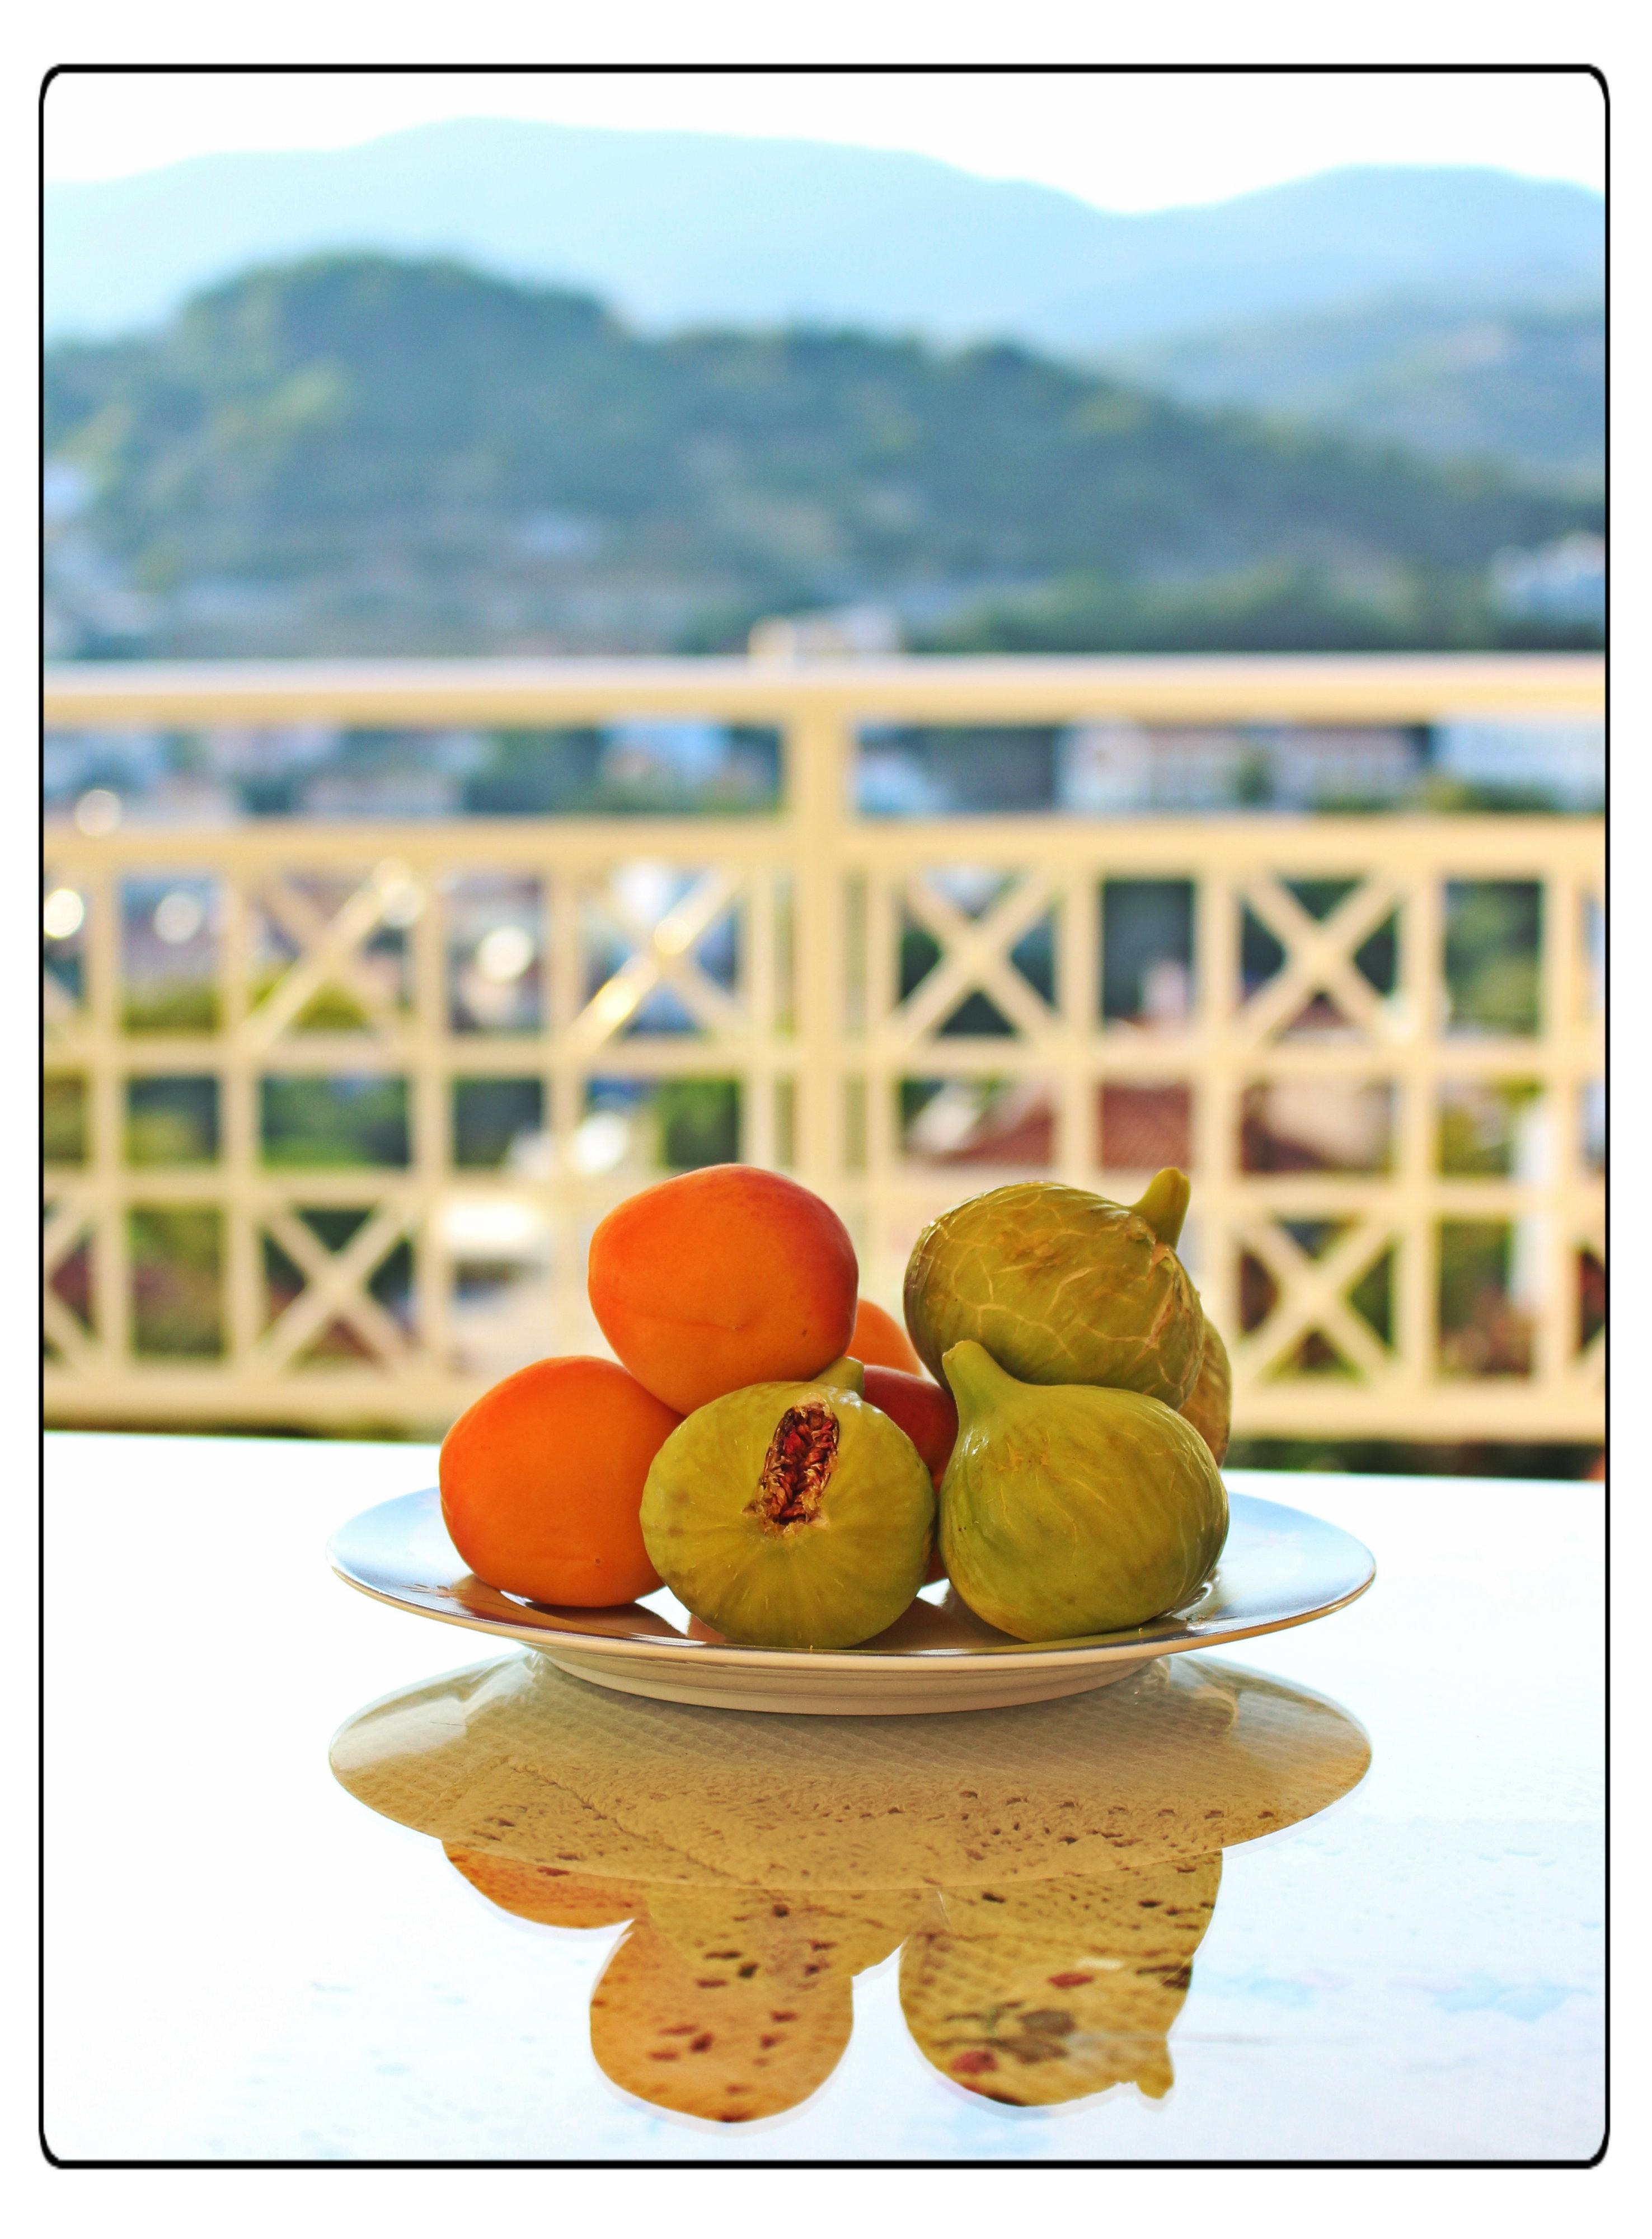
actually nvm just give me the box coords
[43,818,1604,1444]
[41,655,1603,1444]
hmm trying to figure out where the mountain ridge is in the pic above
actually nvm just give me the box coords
[45,119,1603,355]
[1108,293,1604,484]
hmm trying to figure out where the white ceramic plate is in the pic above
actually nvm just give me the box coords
[328,1488,1374,1715]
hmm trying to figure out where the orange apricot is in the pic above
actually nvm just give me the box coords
[439,1355,679,1606]
[861,1364,958,1488]
[848,1298,923,1375]
[587,1164,858,1414]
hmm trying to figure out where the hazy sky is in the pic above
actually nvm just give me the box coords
[43,68,1604,212]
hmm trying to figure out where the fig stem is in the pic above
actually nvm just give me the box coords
[1134,1167,1191,1248]
[813,1355,865,1394]
[940,1338,1015,1416]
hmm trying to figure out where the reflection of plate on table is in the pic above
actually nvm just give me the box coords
[330,1649,1372,2119]
[328,1488,1374,1715]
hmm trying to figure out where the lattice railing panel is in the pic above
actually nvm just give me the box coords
[43,656,1603,1441]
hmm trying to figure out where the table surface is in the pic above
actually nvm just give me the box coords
[43,1433,1604,2165]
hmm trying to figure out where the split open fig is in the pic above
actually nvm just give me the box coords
[640,1357,935,1649]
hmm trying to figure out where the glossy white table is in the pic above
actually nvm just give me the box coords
[43,1433,1604,2163]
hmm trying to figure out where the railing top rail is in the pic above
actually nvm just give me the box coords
[40,811,1606,866]
[43,652,1606,730]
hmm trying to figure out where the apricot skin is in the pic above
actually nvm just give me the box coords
[863,1365,958,1583]
[588,1165,858,1414]
[861,1365,958,1487]
[440,1355,679,1606]
[849,1299,923,1375]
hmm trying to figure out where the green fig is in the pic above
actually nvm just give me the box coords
[640,1357,934,1650]
[904,1173,1203,1406]
[938,1340,1227,1642]
[1179,1318,1232,1465]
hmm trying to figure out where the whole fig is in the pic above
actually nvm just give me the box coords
[904,1172,1203,1406]
[640,1357,935,1649]
[938,1339,1227,1642]
[1179,1318,1232,1464]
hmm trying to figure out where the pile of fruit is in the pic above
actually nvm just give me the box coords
[439,1162,1230,1650]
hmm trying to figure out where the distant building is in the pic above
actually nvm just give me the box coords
[44,455,160,656]
[1057,722,1199,814]
[122,776,240,827]
[1490,533,1605,629]
[302,769,466,818]
[43,730,168,818]
[296,728,486,818]
[44,533,157,658]
[857,747,951,817]
[603,719,731,788]
[204,724,343,783]
[1057,722,1421,813]
[43,459,96,525]
[1433,717,1604,809]
[749,605,902,661]
[1265,727,1423,809]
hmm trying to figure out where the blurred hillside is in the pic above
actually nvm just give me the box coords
[1111,296,1603,485]
[44,254,1602,661]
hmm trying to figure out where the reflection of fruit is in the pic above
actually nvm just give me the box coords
[940,1340,1228,1641]
[590,1918,851,2123]
[641,1364,933,1648]
[647,1885,925,1982]
[900,1857,1221,2107]
[588,1164,858,1413]
[903,1173,1203,1405]
[848,1298,923,1374]
[443,1845,642,1927]
[439,1355,678,1606]
[1179,1319,1232,1464]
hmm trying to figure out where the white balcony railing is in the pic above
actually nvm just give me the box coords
[44,654,1604,1443]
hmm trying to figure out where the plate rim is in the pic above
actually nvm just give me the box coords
[328,1488,1375,1675]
